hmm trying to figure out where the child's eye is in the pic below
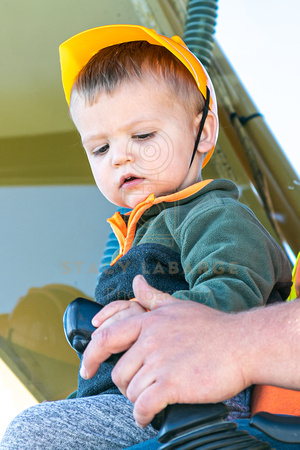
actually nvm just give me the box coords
[93,144,109,156]
[133,132,155,141]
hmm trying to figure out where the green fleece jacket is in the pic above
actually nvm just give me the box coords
[96,178,291,311]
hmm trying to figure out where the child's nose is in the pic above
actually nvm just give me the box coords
[112,146,135,167]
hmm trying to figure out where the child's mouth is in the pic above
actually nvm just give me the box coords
[121,176,144,189]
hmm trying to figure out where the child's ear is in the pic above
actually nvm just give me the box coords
[195,111,218,154]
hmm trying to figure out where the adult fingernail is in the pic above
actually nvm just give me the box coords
[135,420,146,429]
[92,317,99,327]
[135,274,145,282]
[80,364,88,379]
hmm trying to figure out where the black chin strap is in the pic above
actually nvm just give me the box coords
[189,86,210,168]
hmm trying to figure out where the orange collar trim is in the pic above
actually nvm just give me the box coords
[107,179,213,265]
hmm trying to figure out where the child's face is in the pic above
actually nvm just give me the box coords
[71,79,203,208]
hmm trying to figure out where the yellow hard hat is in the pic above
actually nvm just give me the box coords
[59,24,218,166]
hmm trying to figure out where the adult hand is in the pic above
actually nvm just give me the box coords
[92,299,147,331]
[81,275,250,427]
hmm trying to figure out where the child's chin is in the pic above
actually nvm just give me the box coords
[124,194,150,209]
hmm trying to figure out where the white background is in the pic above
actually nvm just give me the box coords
[215,0,300,176]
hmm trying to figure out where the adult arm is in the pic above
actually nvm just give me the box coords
[82,275,300,428]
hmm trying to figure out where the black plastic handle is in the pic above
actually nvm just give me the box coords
[63,297,122,365]
[250,411,300,444]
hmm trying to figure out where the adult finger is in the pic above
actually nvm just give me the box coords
[111,341,159,399]
[81,315,142,379]
[133,275,182,310]
[92,301,130,328]
[111,344,146,396]
[132,381,170,428]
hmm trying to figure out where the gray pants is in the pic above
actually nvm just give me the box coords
[0,395,158,449]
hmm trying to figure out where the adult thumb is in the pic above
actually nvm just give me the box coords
[132,275,175,310]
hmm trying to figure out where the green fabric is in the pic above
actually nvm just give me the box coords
[128,178,291,312]
[66,390,78,399]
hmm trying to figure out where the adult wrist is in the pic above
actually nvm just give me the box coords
[240,300,300,389]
